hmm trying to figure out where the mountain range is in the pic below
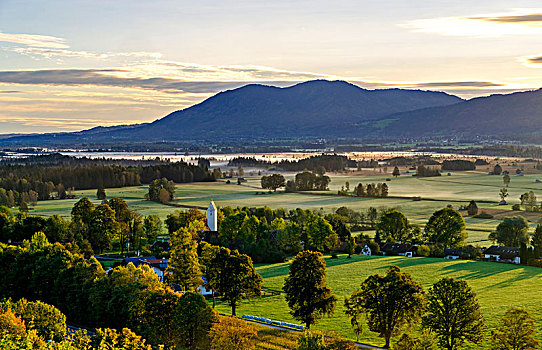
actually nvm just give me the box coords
[2,79,542,146]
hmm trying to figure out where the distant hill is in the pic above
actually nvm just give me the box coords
[6,79,542,146]
[0,80,462,145]
[382,89,542,139]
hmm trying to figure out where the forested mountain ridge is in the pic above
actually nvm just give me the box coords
[0,80,461,145]
[381,88,542,139]
[3,80,542,145]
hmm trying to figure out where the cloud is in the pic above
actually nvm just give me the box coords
[402,9,542,37]
[410,81,505,88]
[7,47,163,60]
[0,68,319,94]
[468,13,542,24]
[0,31,68,48]
[0,67,518,99]
[0,115,136,129]
[520,55,542,67]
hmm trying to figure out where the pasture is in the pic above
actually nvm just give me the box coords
[30,170,542,243]
[217,254,542,349]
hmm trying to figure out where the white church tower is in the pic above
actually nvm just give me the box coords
[207,201,218,231]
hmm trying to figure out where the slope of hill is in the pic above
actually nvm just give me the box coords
[382,88,542,139]
[0,80,462,145]
[137,80,462,140]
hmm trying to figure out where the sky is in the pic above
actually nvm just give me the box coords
[2,0,542,133]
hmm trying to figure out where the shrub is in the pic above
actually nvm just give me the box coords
[354,244,362,255]
[429,244,445,258]
[417,245,430,257]
[512,204,521,211]
[209,316,257,350]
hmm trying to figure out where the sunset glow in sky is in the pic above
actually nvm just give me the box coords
[2,0,542,133]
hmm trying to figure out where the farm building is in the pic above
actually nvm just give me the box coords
[379,243,417,257]
[484,246,521,264]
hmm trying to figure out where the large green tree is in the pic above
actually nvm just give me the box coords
[175,291,218,350]
[424,208,466,247]
[261,174,286,191]
[166,221,204,291]
[489,216,530,247]
[490,307,540,350]
[89,204,118,253]
[283,251,337,329]
[422,277,485,350]
[376,210,411,243]
[143,215,162,243]
[306,216,338,252]
[204,246,262,316]
[348,266,425,348]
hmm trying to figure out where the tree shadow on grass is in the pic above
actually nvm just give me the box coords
[439,260,542,290]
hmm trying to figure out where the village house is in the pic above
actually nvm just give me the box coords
[444,248,463,260]
[379,243,417,257]
[484,245,521,264]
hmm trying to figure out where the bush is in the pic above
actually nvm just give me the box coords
[528,259,542,268]
[209,316,257,350]
[354,244,362,255]
[417,245,430,257]
[512,204,521,211]
[298,331,327,350]
[429,244,445,258]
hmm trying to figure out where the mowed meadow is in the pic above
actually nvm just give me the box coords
[224,254,542,349]
[30,170,542,244]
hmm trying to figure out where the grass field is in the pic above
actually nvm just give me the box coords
[215,254,542,349]
[30,171,542,243]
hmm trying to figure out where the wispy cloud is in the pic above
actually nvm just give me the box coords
[0,115,136,129]
[402,9,542,37]
[468,13,542,24]
[0,31,68,48]
[410,81,505,88]
[0,68,321,94]
[0,67,519,97]
[520,55,542,67]
[7,47,163,60]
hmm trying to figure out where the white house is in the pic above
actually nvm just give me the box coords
[207,201,218,231]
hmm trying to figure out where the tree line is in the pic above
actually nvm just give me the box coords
[0,154,217,207]
[0,198,163,255]
[228,154,355,172]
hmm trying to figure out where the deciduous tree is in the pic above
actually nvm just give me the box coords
[348,266,425,348]
[205,247,261,315]
[167,221,204,291]
[424,208,466,248]
[307,216,338,252]
[176,291,218,350]
[489,216,530,247]
[283,251,337,328]
[376,210,411,243]
[490,307,540,350]
[422,278,484,350]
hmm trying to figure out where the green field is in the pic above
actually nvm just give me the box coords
[215,254,542,349]
[30,171,542,243]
